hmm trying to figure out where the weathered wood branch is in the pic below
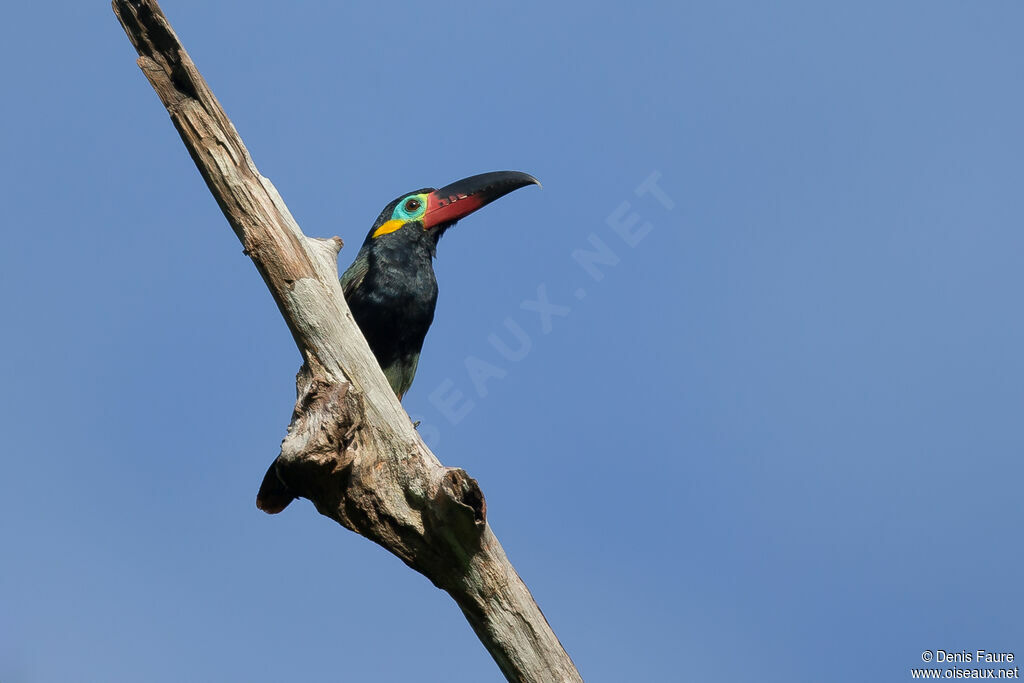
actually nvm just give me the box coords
[112,1,581,681]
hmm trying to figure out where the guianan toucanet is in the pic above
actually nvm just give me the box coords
[340,170,540,399]
[256,171,538,514]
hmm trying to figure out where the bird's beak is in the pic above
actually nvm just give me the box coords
[422,171,540,229]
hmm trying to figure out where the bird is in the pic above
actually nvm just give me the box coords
[256,171,538,513]
[340,170,540,400]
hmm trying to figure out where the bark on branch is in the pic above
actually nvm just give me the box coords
[112,1,581,680]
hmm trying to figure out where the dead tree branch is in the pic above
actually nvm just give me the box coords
[111,1,581,680]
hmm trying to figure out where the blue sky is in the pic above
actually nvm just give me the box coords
[2,1,1022,681]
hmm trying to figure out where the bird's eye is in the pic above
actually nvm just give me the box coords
[405,198,421,212]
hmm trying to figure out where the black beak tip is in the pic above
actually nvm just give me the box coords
[497,170,542,191]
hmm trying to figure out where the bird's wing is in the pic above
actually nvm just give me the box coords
[339,253,369,299]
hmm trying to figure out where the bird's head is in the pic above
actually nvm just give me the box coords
[363,170,540,250]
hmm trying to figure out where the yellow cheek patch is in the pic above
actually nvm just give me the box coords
[372,219,404,239]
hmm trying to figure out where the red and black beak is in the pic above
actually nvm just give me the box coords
[422,171,540,229]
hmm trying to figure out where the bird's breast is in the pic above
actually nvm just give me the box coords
[346,251,438,364]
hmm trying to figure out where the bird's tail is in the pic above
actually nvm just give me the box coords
[256,461,295,514]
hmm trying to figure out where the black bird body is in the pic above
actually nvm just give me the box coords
[341,195,441,398]
[340,171,539,399]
